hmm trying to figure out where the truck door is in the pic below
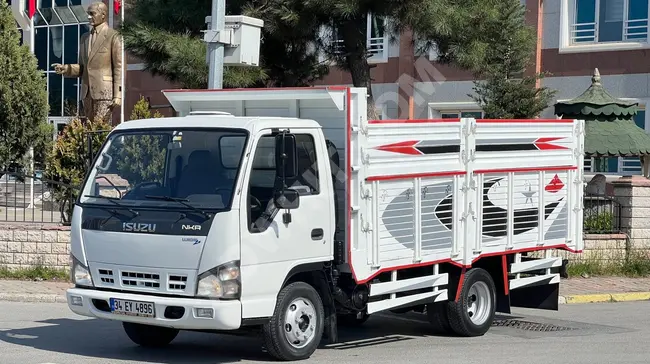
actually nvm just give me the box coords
[238,128,334,318]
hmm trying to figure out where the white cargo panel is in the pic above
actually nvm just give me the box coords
[352,116,584,284]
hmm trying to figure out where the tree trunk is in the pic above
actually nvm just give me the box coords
[341,17,380,120]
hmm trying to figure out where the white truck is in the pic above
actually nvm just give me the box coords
[66,86,585,361]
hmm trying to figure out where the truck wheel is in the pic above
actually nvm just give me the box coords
[446,268,496,337]
[122,322,179,347]
[262,282,324,361]
[426,302,452,334]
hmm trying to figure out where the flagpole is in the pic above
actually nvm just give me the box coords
[120,0,125,124]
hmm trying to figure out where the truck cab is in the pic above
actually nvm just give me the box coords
[67,113,337,354]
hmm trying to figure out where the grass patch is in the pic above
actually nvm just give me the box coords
[0,265,70,281]
[566,249,650,278]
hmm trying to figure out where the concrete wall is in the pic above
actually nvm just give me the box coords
[0,224,70,271]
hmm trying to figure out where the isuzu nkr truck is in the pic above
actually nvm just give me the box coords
[66,86,585,361]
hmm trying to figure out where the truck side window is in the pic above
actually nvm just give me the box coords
[247,133,320,233]
[292,134,320,195]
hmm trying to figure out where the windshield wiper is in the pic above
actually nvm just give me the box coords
[83,195,139,218]
[144,195,212,219]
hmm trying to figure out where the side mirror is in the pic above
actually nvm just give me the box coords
[275,133,298,179]
[274,188,300,210]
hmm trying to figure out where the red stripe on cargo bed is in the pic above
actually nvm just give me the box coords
[502,255,509,296]
[346,88,357,283]
[366,170,466,182]
[354,244,581,284]
[368,118,460,124]
[474,165,577,174]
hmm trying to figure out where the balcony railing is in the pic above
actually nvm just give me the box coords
[570,19,649,44]
[624,18,649,41]
[571,22,597,43]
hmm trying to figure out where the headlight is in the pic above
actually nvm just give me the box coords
[70,254,93,287]
[196,260,240,299]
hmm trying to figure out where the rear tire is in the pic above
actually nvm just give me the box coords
[122,322,179,347]
[426,302,452,334]
[262,282,324,361]
[446,268,496,337]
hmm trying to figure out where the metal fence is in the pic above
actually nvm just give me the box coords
[583,186,622,234]
[0,170,76,224]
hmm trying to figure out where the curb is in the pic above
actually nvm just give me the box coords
[0,293,67,304]
[560,292,650,304]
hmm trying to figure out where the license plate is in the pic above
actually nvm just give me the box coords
[109,298,155,318]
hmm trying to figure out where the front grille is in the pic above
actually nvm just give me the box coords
[92,265,194,296]
[121,271,161,288]
[168,275,188,291]
[98,269,114,284]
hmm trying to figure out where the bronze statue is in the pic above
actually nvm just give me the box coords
[51,1,122,124]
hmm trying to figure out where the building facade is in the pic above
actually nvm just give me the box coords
[9,0,649,174]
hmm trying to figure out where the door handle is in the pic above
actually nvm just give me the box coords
[311,228,324,240]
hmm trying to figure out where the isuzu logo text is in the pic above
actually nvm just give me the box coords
[122,222,156,233]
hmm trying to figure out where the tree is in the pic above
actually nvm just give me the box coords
[44,118,112,223]
[113,96,166,187]
[269,0,526,119]
[119,0,328,89]
[469,0,557,118]
[0,2,50,170]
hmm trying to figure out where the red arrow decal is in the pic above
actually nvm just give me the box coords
[376,140,422,155]
[534,137,568,150]
[545,174,564,193]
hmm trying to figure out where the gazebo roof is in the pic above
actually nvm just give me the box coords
[554,68,650,157]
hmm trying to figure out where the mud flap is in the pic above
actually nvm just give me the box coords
[509,282,559,311]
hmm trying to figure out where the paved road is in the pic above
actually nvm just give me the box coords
[0,301,648,364]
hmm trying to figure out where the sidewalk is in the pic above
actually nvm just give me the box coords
[0,277,649,304]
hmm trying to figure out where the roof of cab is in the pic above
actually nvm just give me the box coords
[111,114,323,132]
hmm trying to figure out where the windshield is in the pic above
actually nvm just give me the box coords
[79,128,248,210]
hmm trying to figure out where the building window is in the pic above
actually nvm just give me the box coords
[440,111,484,119]
[26,0,89,118]
[562,0,650,52]
[320,12,389,64]
[428,102,484,119]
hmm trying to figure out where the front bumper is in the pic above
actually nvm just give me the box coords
[66,288,242,331]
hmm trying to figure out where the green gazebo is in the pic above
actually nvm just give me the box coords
[554,68,650,176]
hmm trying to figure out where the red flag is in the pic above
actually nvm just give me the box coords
[114,0,121,15]
[28,0,35,19]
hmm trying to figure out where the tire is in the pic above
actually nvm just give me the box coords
[262,282,325,361]
[122,322,179,347]
[337,311,369,326]
[426,302,452,334]
[445,268,496,337]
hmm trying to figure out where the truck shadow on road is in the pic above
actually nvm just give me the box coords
[0,312,518,362]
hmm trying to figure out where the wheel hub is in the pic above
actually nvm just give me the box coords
[466,281,491,325]
[283,298,317,349]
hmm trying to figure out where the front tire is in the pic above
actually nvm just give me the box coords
[446,268,496,337]
[262,282,325,361]
[122,322,179,347]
